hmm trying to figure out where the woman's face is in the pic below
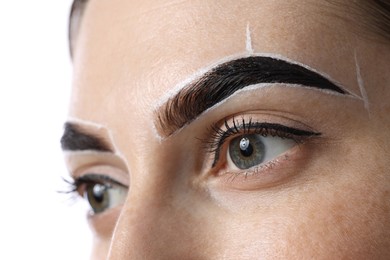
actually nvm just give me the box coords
[64,0,390,258]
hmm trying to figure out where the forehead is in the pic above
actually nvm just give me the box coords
[70,0,358,120]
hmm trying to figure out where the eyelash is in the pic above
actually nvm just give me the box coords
[61,174,121,197]
[204,117,321,167]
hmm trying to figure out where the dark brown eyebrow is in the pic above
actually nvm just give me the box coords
[69,0,89,57]
[155,56,349,137]
[60,122,112,152]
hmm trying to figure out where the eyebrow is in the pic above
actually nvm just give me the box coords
[155,56,349,137]
[69,0,89,57]
[60,122,112,152]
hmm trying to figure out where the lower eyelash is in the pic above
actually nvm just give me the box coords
[220,158,279,182]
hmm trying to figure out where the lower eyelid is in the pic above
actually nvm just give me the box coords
[87,206,123,238]
[226,135,298,171]
[208,143,310,191]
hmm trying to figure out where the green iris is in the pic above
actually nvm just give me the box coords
[84,182,127,214]
[86,183,110,214]
[229,134,265,169]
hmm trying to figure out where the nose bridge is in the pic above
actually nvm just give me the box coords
[106,159,200,259]
[107,192,165,259]
[105,123,214,259]
[106,145,173,257]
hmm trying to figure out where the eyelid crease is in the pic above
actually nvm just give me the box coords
[74,173,127,188]
[63,150,114,156]
[64,151,128,172]
[188,82,361,125]
[64,152,130,192]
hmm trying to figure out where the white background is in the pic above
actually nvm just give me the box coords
[0,1,91,259]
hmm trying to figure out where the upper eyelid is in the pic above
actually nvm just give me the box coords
[178,83,359,142]
[213,119,320,144]
[64,153,130,188]
[65,152,128,174]
[75,173,126,187]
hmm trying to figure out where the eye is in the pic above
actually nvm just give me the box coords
[207,116,320,176]
[84,182,127,214]
[74,174,128,214]
[228,134,296,170]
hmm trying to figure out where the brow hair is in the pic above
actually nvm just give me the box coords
[324,0,390,43]
[61,122,112,152]
[361,0,390,42]
[155,56,348,137]
[68,0,89,57]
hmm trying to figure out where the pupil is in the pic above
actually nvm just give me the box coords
[92,184,106,203]
[239,137,253,157]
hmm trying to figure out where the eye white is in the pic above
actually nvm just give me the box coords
[227,135,296,170]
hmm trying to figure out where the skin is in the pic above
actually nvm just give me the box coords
[66,0,390,259]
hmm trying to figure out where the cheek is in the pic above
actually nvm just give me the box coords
[296,189,389,258]
[91,238,111,260]
[212,181,390,259]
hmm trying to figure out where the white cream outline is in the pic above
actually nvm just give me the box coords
[62,119,130,253]
[354,51,370,116]
[154,52,362,111]
[201,82,355,112]
[66,116,107,131]
[63,150,114,157]
[246,23,254,54]
[65,116,127,164]
[151,119,164,143]
[152,51,364,140]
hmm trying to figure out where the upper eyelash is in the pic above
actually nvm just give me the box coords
[204,117,321,167]
[58,177,80,195]
[57,177,84,204]
[59,174,124,196]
